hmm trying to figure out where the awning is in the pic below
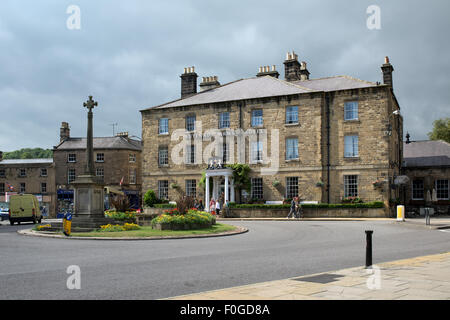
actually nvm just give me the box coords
[104,186,125,196]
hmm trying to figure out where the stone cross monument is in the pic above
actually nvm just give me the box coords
[69,96,114,231]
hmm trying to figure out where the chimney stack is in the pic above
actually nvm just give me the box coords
[256,65,280,78]
[60,122,70,142]
[199,76,221,91]
[284,51,308,81]
[180,66,198,98]
[381,56,394,88]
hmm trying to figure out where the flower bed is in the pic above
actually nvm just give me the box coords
[151,209,216,230]
[98,223,141,232]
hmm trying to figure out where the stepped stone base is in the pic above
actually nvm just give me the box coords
[51,215,116,232]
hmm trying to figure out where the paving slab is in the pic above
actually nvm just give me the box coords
[165,252,450,300]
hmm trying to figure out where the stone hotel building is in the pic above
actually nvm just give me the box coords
[140,52,403,213]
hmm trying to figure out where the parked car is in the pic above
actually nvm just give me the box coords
[0,207,9,221]
[9,194,42,225]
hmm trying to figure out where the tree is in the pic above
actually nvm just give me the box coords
[428,118,450,143]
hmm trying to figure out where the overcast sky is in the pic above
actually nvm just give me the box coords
[0,0,449,152]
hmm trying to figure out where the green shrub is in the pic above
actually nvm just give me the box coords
[154,203,177,209]
[227,202,384,209]
[151,209,215,227]
[143,189,158,207]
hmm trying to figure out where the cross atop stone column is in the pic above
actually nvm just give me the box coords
[83,95,98,113]
[83,95,98,175]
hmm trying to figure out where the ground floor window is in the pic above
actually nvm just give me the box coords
[20,183,26,193]
[0,183,5,193]
[412,179,424,200]
[286,177,298,199]
[41,183,47,193]
[251,178,263,200]
[344,175,358,197]
[436,179,449,200]
[185,179,196,198]
[158,180,169,200]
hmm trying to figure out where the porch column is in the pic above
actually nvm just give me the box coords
[231,179,235,202]
[205,174,210,211]
[225,175,229,202]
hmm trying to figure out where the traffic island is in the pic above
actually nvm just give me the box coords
[18,223,248,240]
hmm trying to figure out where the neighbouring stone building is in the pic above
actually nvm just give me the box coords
[403,137,450,214]
[0,152,56,216]
[53,122,142,215]
[140,52,403,216]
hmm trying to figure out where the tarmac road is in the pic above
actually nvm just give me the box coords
[0,220,449,299]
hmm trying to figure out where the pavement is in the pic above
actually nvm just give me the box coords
[166,251,450,300]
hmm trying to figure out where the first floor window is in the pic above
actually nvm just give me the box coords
[344,135,359,158]
[251,109,263,127]
[344,175,358,197]
[96,168,104,178]
[68,169,76,183]
[251,178,263,200]
[185,180,196,198]
[19,168,26,177]
[286,177,298,199]
[159,118,169,134]
[436,179,449,200]
[96,153,104,162]
[286,106,299,124]
[219,112,230,129]
[41,183,47,193]
[40,168,48,177]
[344,101,359,120]
[222,141,229,164]
[251,141,263,162]
[186,115,196,132]
[286,138,299,160]
[129,169,137,184]
[20,183,26,193]
[158,180,169,200]
[159,146,169,166]
[0,169,5,178]
[412,179,424,200]
[68,153,76,163]
[186,144,195,164]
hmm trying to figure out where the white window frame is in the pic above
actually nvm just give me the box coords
[186,115,196,132]
[158,146,169,166]
[40,168,48,177]
[96,153,104,163]
[286,177,299,199]
[159,118,169,134]
[158,180,169,200]
[344,101,359,121]
[344,135,359,158]
[251,178,263,200]
[286,138,299,160]
[436,179,449,200]
[68,153,76,163]
[185,179,196,198]
[286,106,299,124]
[68,169,76,184]
[129,154,136,163]
[251,109,263,127]
[344,175,358,198]
[129,169,136,185]
[219,112,230,129]
[251,141,263,163]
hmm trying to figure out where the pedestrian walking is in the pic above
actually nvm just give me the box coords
[210,198,216,215]
[198,199,204,211]
[287,197,297,219]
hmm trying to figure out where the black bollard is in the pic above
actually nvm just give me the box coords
[365,230,373,268]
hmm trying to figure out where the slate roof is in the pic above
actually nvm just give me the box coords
[0,159,53,165]
[142,75,382,111]
[403,140,450,167]
[55,136,142,151]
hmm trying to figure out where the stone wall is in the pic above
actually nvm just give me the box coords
[227,207,388,218]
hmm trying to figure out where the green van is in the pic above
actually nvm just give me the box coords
[9,194,42,225]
